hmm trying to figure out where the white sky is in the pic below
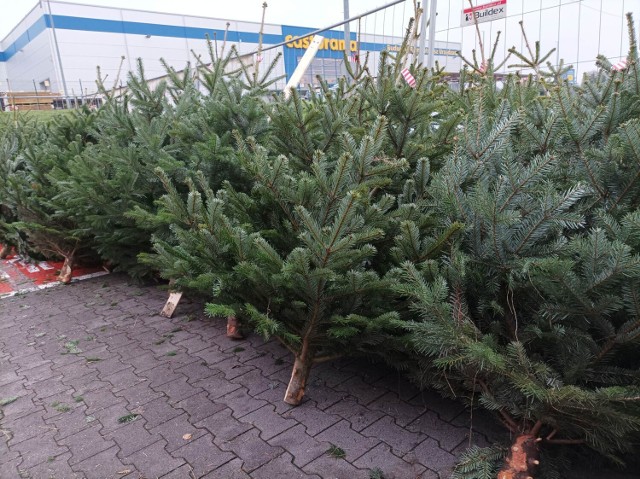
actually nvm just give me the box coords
[2,1,640,77]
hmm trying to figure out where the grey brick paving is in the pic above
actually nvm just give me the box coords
[0,274,498,478]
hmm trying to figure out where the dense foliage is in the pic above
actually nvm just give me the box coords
[1,22,640,477]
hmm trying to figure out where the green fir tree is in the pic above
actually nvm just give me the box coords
[2,108,99,281]
[393,24,640,477]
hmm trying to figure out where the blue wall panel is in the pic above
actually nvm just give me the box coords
[43,15,282,45]
[1,16,48,62]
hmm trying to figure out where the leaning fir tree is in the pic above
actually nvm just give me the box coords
[52,60,197,278]
[61,46,282,278]
[392,22,640,479]
[2,109,99,281]
[0,115,24,258]
[147,118,411,405]
[142,26,460,405]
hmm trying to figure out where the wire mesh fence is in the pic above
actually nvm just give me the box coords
[2,0,638,109]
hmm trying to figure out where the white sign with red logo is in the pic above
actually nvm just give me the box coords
[461,0,507,27]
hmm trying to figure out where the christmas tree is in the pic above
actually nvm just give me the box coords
[393,21,640,478]
[142,34,459,403]
[51,61,196,278]
[0,115,23,258]
[1,109,98,281]
[147,118,410,404]
[56,48,281,278]
[0,14,636,476]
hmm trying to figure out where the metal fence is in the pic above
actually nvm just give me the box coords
[431,0,639,80]
[4,0,632,98]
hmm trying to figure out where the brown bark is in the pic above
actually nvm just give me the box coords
[0,244,10,259]
[57,255,74,284]
[497,434,540,479]
[226,316,244,340]
[283,350,313,406]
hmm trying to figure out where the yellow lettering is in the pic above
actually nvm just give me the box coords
[285,34,364,52]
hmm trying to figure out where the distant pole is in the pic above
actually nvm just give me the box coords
[343,0,350,78]
[426,0,437,70]
[482,31,485,58]
[356,16,361,63]
[32,80,41,110]
[79,79,85,105]
[254,2,268,84]
[418,2,428,65]
[6,78,13,111]
[556,4,561,67]
[46,0,71,108]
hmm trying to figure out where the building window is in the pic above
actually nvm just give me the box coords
[299,57,344,88]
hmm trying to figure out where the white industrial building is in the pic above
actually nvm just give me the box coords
[0,1,461,107]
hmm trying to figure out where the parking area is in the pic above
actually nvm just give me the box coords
[0,274,498,479]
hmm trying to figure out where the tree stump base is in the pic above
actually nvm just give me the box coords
[160,291,183,318]
[57,256,74,284]
[226,316,244,340]
[498,434,540,479]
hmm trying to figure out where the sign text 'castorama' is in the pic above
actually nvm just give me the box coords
[461,0,507,27]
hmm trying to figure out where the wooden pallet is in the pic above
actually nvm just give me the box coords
[4,91,60,111]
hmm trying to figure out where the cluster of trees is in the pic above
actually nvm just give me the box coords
[1,21,640,478]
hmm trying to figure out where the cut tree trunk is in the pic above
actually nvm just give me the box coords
[160,291,183,318]
[226,316,244,340]
[0,244,10,259]
[57,255,74,284]
[283,351,313,406]
[497,434,540,479]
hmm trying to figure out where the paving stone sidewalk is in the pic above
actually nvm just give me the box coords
[0,274,501,479]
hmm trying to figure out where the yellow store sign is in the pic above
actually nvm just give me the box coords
[285,35,357,52]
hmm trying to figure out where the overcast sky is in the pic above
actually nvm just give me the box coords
[2,1,640,77]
